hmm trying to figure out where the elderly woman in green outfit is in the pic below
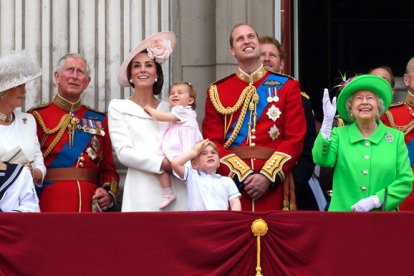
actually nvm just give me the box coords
[313,74,413,211]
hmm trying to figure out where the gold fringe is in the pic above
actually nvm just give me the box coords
[32,111,72,158]
[209,84,258,149]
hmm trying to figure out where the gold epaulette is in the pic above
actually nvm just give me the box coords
[27,102,50,113]
[269,71,296,81]
[390,101,404,107]
[220,154,253,182]
[260,152,291,182]
[210,73,235,86]
[85,105,106,116]
[301,91,310,100]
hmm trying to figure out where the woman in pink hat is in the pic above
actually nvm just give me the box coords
[108,32,188,211]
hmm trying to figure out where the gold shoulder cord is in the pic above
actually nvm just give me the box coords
[209,84,257,149]
[32,111,72,158]
[385,110,414,135]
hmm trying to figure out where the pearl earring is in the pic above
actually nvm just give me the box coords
[129,79,133,83]
[154,78,158,82]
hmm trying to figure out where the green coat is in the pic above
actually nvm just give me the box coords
[312,121,413,211]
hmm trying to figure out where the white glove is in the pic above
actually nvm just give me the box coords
[320,88,337,139]
[351,195,381,212]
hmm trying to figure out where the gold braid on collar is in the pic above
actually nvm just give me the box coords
[53,94,81,112]
[209,84,257,149]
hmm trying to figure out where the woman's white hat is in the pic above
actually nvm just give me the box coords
[0,50,42,93]
[118,31,176,87]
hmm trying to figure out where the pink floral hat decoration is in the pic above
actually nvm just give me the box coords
[118,31,176,87]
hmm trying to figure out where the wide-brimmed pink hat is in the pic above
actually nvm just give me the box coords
[118,31,176,87]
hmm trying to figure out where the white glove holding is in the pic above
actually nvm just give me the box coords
[351,195,382,212]
[320,88,337,139]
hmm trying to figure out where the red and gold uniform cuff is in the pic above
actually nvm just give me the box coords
[220,154,253,181]
[260,152,291,182]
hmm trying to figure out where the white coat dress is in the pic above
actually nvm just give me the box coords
[108,99,188,211]
[0,111,46,181]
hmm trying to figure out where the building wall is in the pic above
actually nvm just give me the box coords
[171,0,276,123]
[0,0,173,112]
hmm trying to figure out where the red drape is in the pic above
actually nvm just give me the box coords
[0,211,411,275]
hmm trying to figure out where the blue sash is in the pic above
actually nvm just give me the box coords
[407,139,414,166]
[226,74,288,146]
[41,110,105,190]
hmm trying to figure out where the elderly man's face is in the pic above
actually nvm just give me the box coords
[54,57,91,102]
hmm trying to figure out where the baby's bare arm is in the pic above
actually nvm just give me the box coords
[144,105,178,122]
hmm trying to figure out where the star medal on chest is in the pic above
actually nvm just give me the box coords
[85,132,100,161]
[266,105,281,122]
[91,135,100,152]
[268,125,280,140]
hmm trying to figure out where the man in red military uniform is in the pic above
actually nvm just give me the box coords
[202,23,306,211]
[30,53,119,212]
[381,57,414,210]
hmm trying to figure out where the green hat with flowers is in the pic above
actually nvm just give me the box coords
[337,74,392,122]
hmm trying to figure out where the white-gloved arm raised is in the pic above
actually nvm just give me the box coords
[320,88,337,139]
[351,195,382,212]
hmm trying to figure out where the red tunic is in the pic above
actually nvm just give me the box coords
[381,102,414,210]
[202,67,306,211]
[31,101,119,212]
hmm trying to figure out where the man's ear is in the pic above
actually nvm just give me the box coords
[280,60,285,73]
[53,71,60,84]
[404,73,409,87]
[230,47,236,58]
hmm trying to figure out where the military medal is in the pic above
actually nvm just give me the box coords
[95,120,105,136]
[268,125,280,140]
[86,147,97,160]
[267,87,279,103]
[267,95,273,103]
[87,118,97,135]
[266,105,281,122]
[91,135,100,152]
